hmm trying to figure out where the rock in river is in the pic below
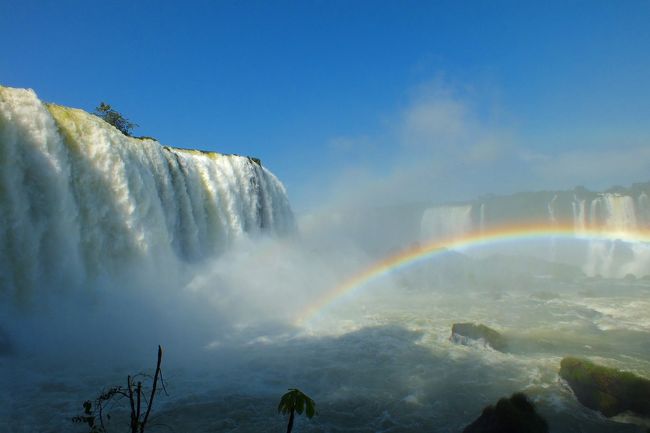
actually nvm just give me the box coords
[559,356,650,418]
[462,392,548,433]
[451,323,508,352]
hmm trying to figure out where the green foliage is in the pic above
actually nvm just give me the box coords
[72,386,129,432]
[71,346,165,433]
[94,102,138,137]
[72,400,105,433]
[278,388,316,418]
[278,388,316,433]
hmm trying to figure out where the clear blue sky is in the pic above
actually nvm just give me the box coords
[2,1,649,210]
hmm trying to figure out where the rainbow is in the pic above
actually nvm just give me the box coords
[295,222,650,325]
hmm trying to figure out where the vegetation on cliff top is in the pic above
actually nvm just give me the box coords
[94,102,138,137]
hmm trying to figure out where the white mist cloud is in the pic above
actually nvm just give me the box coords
[328,134,375,154]
[401,98,468,149]
[398,79,514,163]
[307,76,650,214]
[309,78,517,209]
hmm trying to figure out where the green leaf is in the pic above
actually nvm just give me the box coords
[278,388,317,420]
[305,399,315,418]
[298,393,307,414]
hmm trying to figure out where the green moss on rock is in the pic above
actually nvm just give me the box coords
[451,323,508,352]
[559,357,650,417]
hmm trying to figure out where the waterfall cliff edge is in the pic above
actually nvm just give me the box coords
[0,86,295,300]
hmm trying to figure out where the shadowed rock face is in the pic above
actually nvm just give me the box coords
[462,393,549,433]
[451,323,508,352]
[559,357,650,418]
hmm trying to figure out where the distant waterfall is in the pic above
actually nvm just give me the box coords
[594,195,637,233]
[420,188,650,277]
[0,86,294,300]
[420,205,473,241]
[547,194,559,224]
[572,196,587,234]
[582,194,641,277]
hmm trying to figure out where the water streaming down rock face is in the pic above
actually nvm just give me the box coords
[420,187,650,277]
[421,205,473,241]
[0,86,294,300]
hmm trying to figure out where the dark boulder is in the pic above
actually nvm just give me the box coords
[559,357,650,417]
[451,323,507,352]
[462,392,548,433]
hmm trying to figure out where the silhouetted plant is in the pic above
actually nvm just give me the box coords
[278,388,316,433]
[94,102,138,137]
[72,346,166,433]
[72,400,104,432]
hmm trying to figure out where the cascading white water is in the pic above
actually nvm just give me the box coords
[639,192,650,223]
[547,194,558,224]
[602,194,637,232]
[572,195,587,234]
[582,194,641,277]
[420,190,650,278]
[0,86,294,300]
[420,205,473,242]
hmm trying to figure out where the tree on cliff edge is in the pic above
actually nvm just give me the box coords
[94,102,138,136]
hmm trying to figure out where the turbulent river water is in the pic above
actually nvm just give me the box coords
[4,249,650,433]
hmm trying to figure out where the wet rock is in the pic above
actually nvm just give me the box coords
[451,323,507,352]
[462,392,548,433]
[559,357,650,417]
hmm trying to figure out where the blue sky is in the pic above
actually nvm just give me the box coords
[2,1,649,210]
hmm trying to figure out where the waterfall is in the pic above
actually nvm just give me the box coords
[601,194,637,233]
[0,86,294,300]
[419,188,650,278]
[420,205,474,242]
[572,195,587,235]
[582,194,642,277]
[547,194,559,261]
[547,194,559,224]
[638,192,650,223]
